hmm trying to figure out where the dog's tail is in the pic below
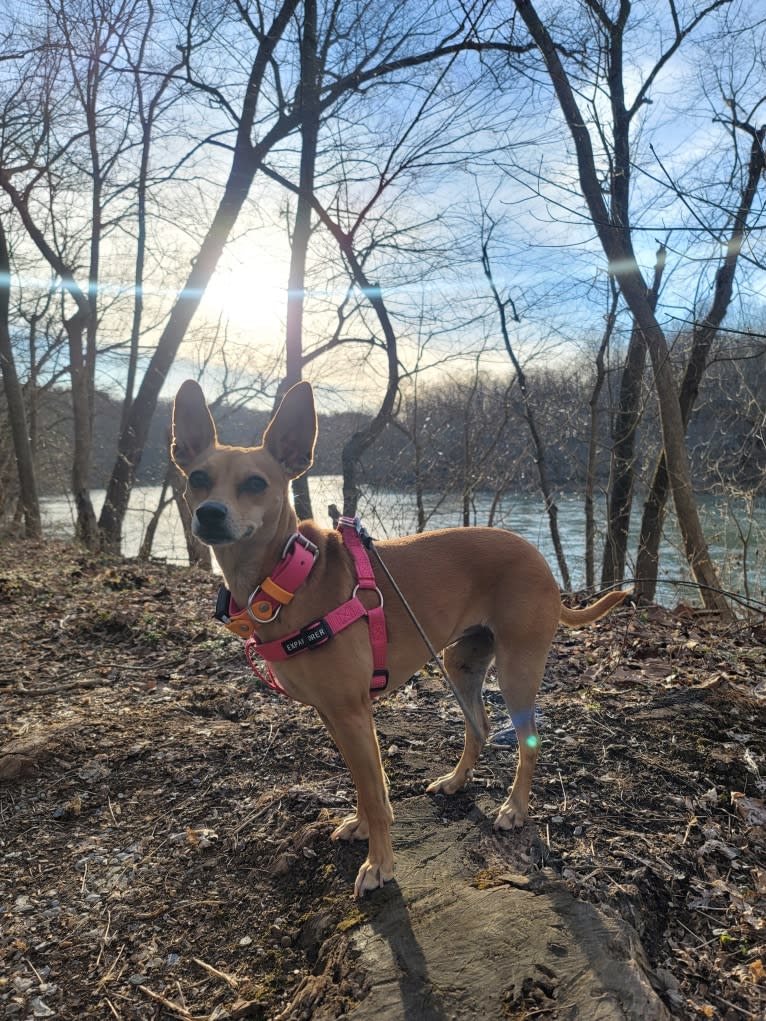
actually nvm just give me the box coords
[560,590,631,627]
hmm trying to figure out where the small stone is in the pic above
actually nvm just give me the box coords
[271,853,297,876]
[239,936,253,947]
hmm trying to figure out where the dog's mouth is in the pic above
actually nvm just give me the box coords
[193,520,254,546]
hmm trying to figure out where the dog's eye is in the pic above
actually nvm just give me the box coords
[188,470,211,490]
[239,475,267,495]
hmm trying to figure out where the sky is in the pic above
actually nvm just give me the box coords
[3,0,765,417]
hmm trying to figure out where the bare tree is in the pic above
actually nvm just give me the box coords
[635,117,766,601]
[98,0,528,549]
[0,0,186,546]
[513,0,734,618]
[274,0,322,521]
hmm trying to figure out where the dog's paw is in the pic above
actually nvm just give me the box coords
[354,858,394,898]
[331,813,370,842]
[426,768,472,796]
[493,799,528,831]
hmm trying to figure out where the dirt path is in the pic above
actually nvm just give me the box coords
[1,541,765,1019]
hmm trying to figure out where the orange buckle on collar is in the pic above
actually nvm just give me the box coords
[260,576,294,606]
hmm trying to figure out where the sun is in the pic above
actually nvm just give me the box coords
[201,241,289,345]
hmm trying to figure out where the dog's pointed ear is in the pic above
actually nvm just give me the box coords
[171,380,217,471]
[263,381,317,479]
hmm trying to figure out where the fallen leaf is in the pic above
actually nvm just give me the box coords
[731,792,766,827]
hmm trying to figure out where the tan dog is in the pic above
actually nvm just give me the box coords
[172,379,628,897]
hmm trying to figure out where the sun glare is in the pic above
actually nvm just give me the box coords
[201,246,288,345]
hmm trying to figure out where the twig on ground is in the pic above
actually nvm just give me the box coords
[193,956,240,990]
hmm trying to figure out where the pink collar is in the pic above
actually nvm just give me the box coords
[214,531,318,639]
[229,517,389,699]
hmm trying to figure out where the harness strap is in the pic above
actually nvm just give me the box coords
[338,516,388,693]
[217,518,388,698]
[247,594,367,661]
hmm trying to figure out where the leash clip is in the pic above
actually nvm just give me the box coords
[338,514,373,548]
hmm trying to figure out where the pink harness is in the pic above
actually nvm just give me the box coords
[216,517,388,698]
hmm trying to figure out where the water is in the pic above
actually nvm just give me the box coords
[39,477,766,608]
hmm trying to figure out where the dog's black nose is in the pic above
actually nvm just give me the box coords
[195,501,228,527]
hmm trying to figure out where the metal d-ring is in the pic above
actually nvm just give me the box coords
[352,584,384,608]
[246,591,281,625]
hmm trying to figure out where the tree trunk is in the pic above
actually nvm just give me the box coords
[0,180,98,545]
[138,477,172,561]
[482,228,571,590]
[618,271,731,616]
[585,284,617,592]
[98,157,260,551]
[0,220,41,538]
[63,311,98,547]
[281,0,319,522]
[337,269,399,517]
[601,246,665,588]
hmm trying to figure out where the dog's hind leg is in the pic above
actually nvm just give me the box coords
[492,642,549,830]
[426,627,494,796]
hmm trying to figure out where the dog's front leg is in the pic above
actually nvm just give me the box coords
[316,709,369,841]
[321,702,394,897]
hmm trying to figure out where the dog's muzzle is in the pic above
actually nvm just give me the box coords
[194,501,235,544]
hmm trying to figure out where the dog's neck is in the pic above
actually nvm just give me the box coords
[213,504,300,609]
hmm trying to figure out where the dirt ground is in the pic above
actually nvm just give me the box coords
[1,540,765,1020]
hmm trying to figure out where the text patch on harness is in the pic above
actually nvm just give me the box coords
[282,619,333,656]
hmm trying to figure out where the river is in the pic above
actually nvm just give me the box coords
[39,477,765,608]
